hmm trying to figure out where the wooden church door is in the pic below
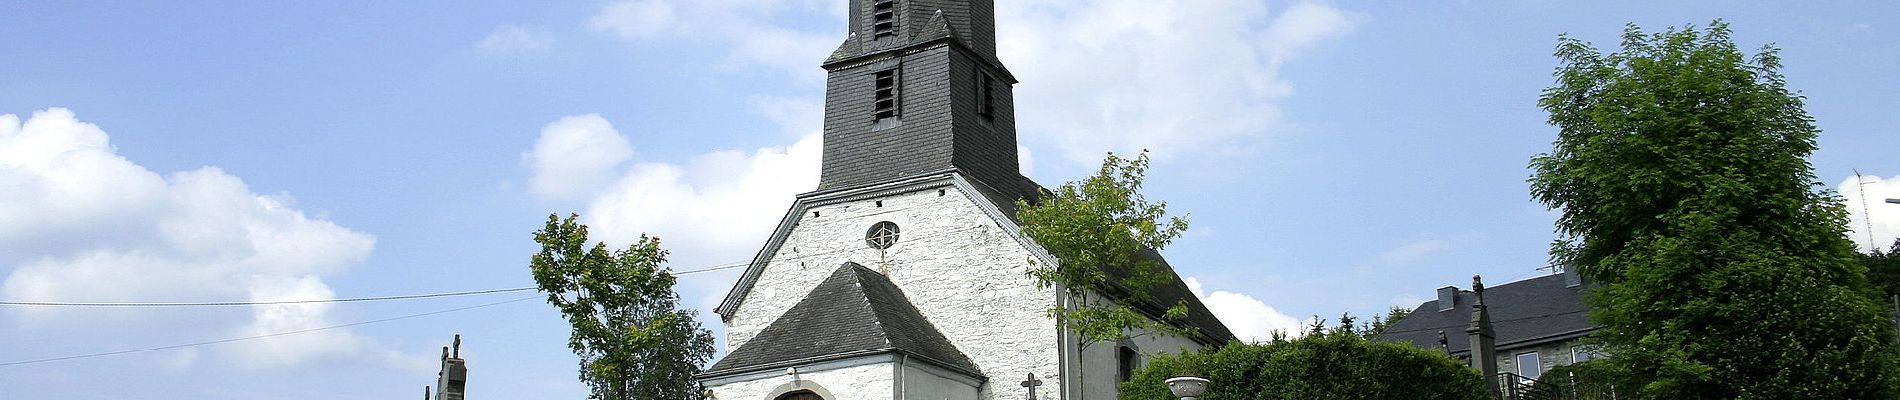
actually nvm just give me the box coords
[775,391,823,400]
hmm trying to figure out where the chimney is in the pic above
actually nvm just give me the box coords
[1437,286,1459,311]
[1563,263,1583,288]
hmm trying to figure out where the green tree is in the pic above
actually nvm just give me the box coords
[1118,329,1486,400]
[1530,21,1900,398]
[530,213,715,400]
[1865,240,1900,300]
[1017,151,1193,345]
[1359,307,1413,339]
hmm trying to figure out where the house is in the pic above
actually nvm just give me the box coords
[1378,269,1598,382]
[694,1,1235,399]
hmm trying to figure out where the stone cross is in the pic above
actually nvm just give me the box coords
[1021,372,1043,400]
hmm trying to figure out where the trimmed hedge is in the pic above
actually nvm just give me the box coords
[1119,332,1486,400]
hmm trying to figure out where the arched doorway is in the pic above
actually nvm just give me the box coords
[775,390,823,400]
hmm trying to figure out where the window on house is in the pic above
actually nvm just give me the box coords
[978,72,997,119]
[873,68,900,123]
[1571,345,1599,363]
[871,0,897,40]
[1117,346,1139,382]
[1516,351,1543,380]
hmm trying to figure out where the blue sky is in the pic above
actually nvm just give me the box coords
[2,1,1897,398]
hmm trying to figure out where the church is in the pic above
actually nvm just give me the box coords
[695,1,1235,399]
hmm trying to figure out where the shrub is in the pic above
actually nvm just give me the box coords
[1119,331,1486,400]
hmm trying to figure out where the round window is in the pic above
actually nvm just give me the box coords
[865,221,900,249]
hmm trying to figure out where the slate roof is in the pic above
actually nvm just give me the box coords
[964,174,1236,346]
[1122,249,1238,345]
[705,262,983,378]
[1377,273,1593,355]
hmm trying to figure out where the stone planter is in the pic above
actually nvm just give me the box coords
[1165,376,1210,400]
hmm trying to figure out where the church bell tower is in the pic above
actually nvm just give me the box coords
[817,0,1031,199]
[701,3,1238,400]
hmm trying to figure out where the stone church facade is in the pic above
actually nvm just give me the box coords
[696,1,1234,399]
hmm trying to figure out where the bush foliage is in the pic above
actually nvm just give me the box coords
[1118,331,1486,400]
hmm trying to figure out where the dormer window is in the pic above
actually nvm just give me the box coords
[871,0,897,40]
[873,68,900,123]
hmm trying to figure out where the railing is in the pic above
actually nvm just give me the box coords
[1500,372,1562,400]
[1498,371,1627,400]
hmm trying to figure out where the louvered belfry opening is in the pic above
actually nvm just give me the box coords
[873,68,900,122]
[870,0,897,39]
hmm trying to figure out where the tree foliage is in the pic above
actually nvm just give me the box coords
[1530,21,1900,398]
[530,214,715,400]
[1118,330,1486,400]
[1017,151,1193,345]
[1865,240,1900,300]
[1544,360,1644,400]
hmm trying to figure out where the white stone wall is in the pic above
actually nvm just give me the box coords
[724,181,1064,399]
[707,362,894,400]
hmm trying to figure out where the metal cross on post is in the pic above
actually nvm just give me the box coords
[1021,373,1043,400]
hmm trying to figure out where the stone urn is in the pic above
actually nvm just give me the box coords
[1165,376,1210,400]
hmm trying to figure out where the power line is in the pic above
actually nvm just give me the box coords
[0,225,999,366]
[0,224,988,307]
[0,287,538,307]
[0,263,746,308]
[0,295,540,368]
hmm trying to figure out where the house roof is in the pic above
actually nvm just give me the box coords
[705,262,983,378]
[1377,273,1593,355]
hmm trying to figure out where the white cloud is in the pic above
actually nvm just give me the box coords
[1017,144,1036,178]
[229,275,363,368]
[523,114,636,200]
[1378,239,1451,264]
[1840,174,1900,253]
[586,0,840,81]
[582,134,822,264]
[524,113,821,267]
[1186,277,1303,343]
[0,108,376,367]
[583,0,1355,165]
[999,0,1356,162]
[477,25,555,55]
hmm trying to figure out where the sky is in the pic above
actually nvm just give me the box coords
[2,1,1897,398]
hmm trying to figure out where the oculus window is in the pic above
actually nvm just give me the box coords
[865,221,901,249]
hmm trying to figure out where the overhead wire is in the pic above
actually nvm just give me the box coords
[0,295,541,367]
[0,224,989,308]
[0,224,1000,365]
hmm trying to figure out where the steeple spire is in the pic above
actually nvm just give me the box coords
[815,0,1032,199]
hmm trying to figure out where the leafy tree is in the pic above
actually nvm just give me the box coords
[1544,360,1644,400]
[1530,21,1900,398]
[530,214,715,400]
[1360,307,1413,339]
[1865,240,1900,300]
[1118,329,1486,400]
[1017,151,1193,346]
